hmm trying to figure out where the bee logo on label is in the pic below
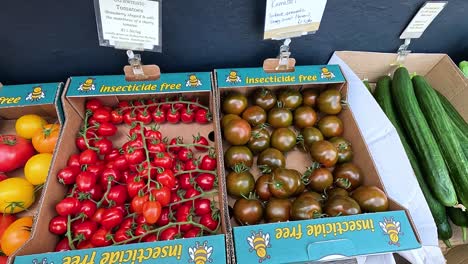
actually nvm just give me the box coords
[78,78,96,92]
[186,74,202,87]
[379,217,403,247]
[188,241,213,264]
[320,67,335,80]
[226,70,241,83]
[247,230,271,263]
[26,86,45,101]
[31,258,53,264]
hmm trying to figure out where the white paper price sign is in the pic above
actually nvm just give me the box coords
[400,1,447,39]
[264,0,327,40]
[94,0,161,52]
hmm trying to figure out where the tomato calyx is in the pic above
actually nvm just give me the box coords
[5,201,26,214]
[335,178,351,189]
[0,136,17,146]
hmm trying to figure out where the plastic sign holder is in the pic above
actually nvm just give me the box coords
[392,1,447,67]
[123,50,160,81]
[263,38,296,73]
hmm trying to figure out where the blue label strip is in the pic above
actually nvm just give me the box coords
[233,211,420,263]
[216,65,345,88]
[15,234,226,264]
[66,72,212,97]
[0,82,62,107]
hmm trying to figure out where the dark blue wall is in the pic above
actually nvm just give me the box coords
[1,0,467,85]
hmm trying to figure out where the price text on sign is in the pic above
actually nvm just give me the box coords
[264,0,327,40]
[400,1,447,39]
[96,0,160,51]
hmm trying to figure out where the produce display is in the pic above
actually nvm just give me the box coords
[0,113,59,258]
[374,67,468,247]
[48,97,221,251]
[220,87,389,226]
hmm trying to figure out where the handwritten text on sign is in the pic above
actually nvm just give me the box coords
[264,0,327,39]
[98,0,160,50]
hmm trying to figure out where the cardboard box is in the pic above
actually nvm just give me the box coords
[0,82,64,261]
[14,73,229,264]
[329,51,467,262]
[213,65,421,263]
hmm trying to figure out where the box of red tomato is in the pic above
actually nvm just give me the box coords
[213,65,421,263]
[14,73,229,264]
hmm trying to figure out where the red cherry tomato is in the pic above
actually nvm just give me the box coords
[55,237,72,252]
[79,149,98,165]
[193,134,209,151]
[86,99,103,112]
[156,168,176,189]
[57,166,80,185]
[72,220,98,240]
[195,199,212,216]
[196,173,216,191]
[100,208,124,230]
[97,123,117,137]
[200,154,217,171]
[177,148,193,162]
[110,110,124,124]
[152,107,166,123]
[142,200,162,224]
[156,207,170,226]
[136,109,152,125]
[67,154,81,167]
[150,186,171,207]
[181,107,195,123]
[105,185,128,206]
[56,197,80,216]
[159,226,179,241]
[49,215,68,235]
[195,108,211,124]
[79,200,97,219]
[76,171,97,192]
[184,227,202,238]
[93,108,111,123]
[131,195,149,214]
[166,108,180,124]
[200,213,219,231]
[94,138,113,155]
[91,228,112,247]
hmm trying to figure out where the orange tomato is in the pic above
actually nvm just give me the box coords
[32,124,60,153]
[0,216,32,256]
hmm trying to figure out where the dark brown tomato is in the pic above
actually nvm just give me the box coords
[233,198,264,225]
[224,119,251,145]
[301,127,324,147]
[291,192,322,220]
[221,114,241,129]
[242,106,267,126]
[253,88,277,111]
[351,186,389,212]
[267,108,293,128]
[309,140,338,168]
[224,146,253,168]
[317,116,344,138]
[317,89,342,115]
[306,168,333,192]
[306,191,324,203]
[265,199,292,223]
[278,89,303,110]
[329,137,353,163]
[324,196,361,216]
[271,128,297,152]
[269,168,300,199]
[291,169,305,196]
[247,127,270,154]
[257,148,286,172]
[333,162,363,191]
[255,174,273,201]
[326,187,349,200]
[226,170,255,198]
[294,106,317,129]
[222,92,248,115]
[302,89,319,107]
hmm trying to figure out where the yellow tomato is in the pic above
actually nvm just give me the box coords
[15,114,47,139]
[1,216,32,256]
[0,178,35,214]
[24,153,52,185]
[32,124,60,153]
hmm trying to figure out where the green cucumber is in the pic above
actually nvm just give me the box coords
[363,80,372,93]
[437,218,453,248]
[452,119,468,158]
[391,67,458,208]
[447,207,468,242]
[374,75,447,227]
[436,90,468,132]
[413,75,468,209]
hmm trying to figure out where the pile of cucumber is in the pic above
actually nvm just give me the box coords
[374,67,468,247]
